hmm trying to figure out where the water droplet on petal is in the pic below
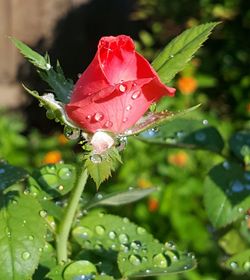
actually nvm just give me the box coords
[230,261,238,269]
[22,251,31,260]
[131,91,141,100]
[122,117,128,123]
[58,167,72,180]
[153,253,167,268]
[94,112,104,122]
[95,225,105,235]
[119,84,127,93]
[118,233,129,244]
[126,105,132,111]
[129,254,141,265]
[108,231,117,240]
[90,154,102,164]
[86,115,91,120]
[104,120,113,128]
[39,210,47,218]
[231,180,244,192]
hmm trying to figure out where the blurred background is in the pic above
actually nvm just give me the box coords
[0,0,250,279]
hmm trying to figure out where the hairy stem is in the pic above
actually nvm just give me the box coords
[56,168,88,263]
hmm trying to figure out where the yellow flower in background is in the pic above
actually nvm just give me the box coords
[177,76,198,95]
[43,150,62,164]
[137,178,152,189]
[168,151,188,167]
[57,134,69,145]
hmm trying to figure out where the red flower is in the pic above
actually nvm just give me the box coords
[66,35,175,134]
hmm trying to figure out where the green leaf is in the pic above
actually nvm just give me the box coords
[39,62,73,104]
[72,211,196,278]
[0,193,46,279]
[152,22,220,83]
[123,105,201,136]
[225,249,250,274]
[204,162,250,228]
[11,37,50,70]
[85,148,122,189]
[0,160,28,192]
[86,187,157,209]
[137,118,224,153]
[28,163,77,199]
[46,264,66,280]
[229,131,250,161]
[23,86,77,128]
[63,261,97,280]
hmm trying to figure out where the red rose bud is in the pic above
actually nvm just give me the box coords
[66,35,175,134]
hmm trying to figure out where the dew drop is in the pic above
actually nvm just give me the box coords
[39,210,48,218]
[0,168,5,174]
[243,261,250,271]
[119,84,127,93]
[58,167,72,180]
[108,231,117,240]
[142,257,148,262]
[95,225,105,235]
[126,105,132,111]
[122,117,128,123]
[73,226,93,240]
[64,126,80,140]
[90,154,102,164]
[145,269,151,273]
[131,91,141,100]
[131,240,142,250]
[202,119,209,125]
[22,251,31,260]
[231,180,244,192]
[165,241,176,249]
[137,227,146,235]
[153,253,167,268]
[96,193,103,200]
[120,244,129,252]
[104,120,113,128]
[86,115,91,120]
[111,244,117,250]
[123,217,129,223]
[195,132,206,142]
[94,112,104,122]
[223,161,230,170]
[58,185,64,191]
[118,233,129,244]
[230,261,238,269]
[169,54,174,58]
[129,254,141,266]
[28,235,34,241]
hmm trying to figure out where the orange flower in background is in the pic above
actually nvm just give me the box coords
[168,151,188,167]
[57,134,69,145]
[177,76,198,95]
[43,150,62,164]
[137,178,152,189]
[246,103,250,113]
[148,197,159,212]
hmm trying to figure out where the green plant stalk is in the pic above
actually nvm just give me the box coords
[56,168,88,263]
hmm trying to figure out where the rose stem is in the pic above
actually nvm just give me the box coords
[56,168,88,263]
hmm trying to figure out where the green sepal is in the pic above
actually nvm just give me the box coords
[84,147,122,189]
[225,249,250,274]
[123,104,201,136]
[23,85,77,128]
